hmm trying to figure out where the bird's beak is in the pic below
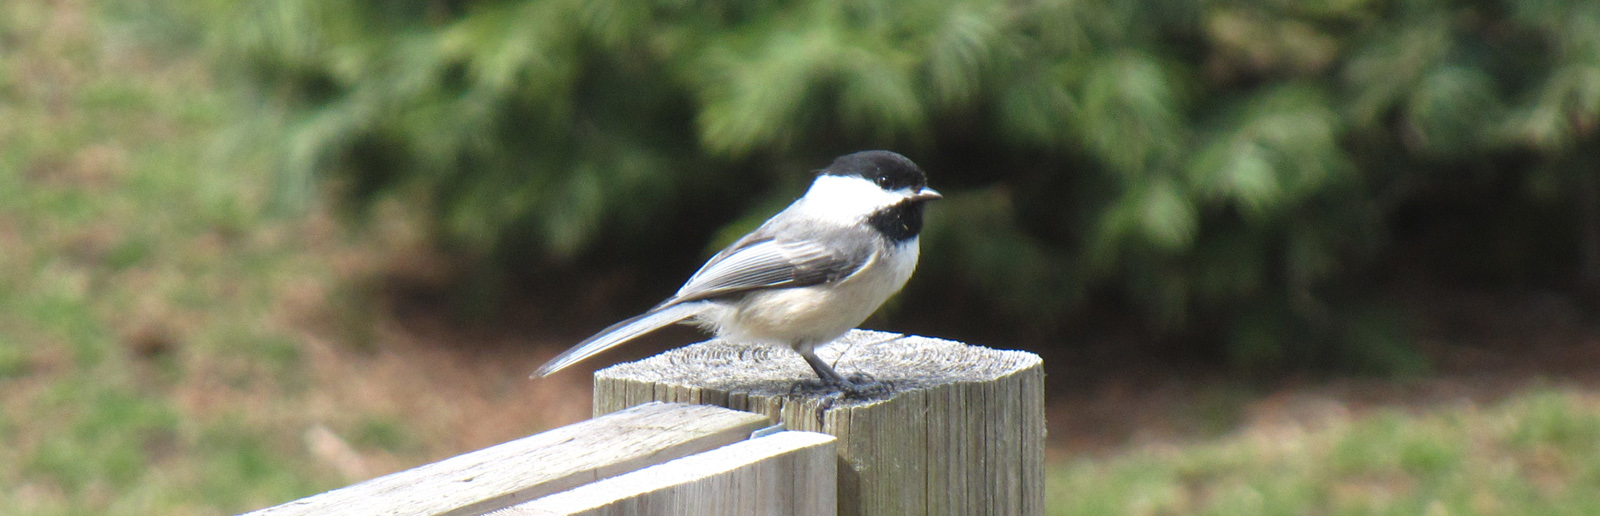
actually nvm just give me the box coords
[909,187,942,202]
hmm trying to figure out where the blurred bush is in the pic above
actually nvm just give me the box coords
[191,0,1600,370]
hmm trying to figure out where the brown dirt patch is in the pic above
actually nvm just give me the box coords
[297,276,1600,474]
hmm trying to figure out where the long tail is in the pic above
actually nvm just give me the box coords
[531,302,706,377]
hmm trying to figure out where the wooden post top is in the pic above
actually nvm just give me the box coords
[594,329,1041,404]
[591,329,1047,516]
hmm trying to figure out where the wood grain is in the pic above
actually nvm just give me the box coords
[495,431,837,516]
[593,330,1046,516]
[242,402,769,516]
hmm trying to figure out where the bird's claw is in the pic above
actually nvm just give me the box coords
[787,374,894,399]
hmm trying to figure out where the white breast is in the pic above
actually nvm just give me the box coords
[699,238,920,351]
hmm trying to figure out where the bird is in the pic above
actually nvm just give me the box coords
[531,150,940,393]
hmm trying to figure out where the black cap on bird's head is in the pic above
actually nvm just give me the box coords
[813,151,942,242]
[820,150,934,195]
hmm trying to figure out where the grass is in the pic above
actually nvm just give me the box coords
[1048,388,1600,516]
[0,1,347,513]
[1,7,585,514]
[6,2,1600,516]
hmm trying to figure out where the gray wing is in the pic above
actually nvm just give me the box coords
[665,226,873,305]
[531,211,873,378]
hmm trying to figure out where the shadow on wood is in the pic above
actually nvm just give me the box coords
[496,431,836,515]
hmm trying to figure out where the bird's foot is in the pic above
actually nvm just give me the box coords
[786,374,894,427]
[839,372,893,397]
[787,373,894,399]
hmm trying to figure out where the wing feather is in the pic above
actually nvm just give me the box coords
[669,237,863,304]
[531,303,705,377]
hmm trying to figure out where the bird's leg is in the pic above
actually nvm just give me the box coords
[798,347,852,388]
[794,346,893,399]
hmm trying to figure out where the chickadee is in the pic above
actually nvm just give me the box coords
[532,150,940,391]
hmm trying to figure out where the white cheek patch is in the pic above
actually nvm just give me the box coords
[797,175,907,226]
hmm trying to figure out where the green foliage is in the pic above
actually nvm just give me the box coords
[211,0,1600,369]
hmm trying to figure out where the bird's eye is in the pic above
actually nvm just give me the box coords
[875,176,892,188]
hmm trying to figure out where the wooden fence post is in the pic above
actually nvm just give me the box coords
[592,330,1046,516]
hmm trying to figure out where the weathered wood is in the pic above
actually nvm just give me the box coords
[593,330,1046,516]
[244,402,769,516]
[494,431,838,516]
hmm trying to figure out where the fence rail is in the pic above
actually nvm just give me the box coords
[243,331,1043,516]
